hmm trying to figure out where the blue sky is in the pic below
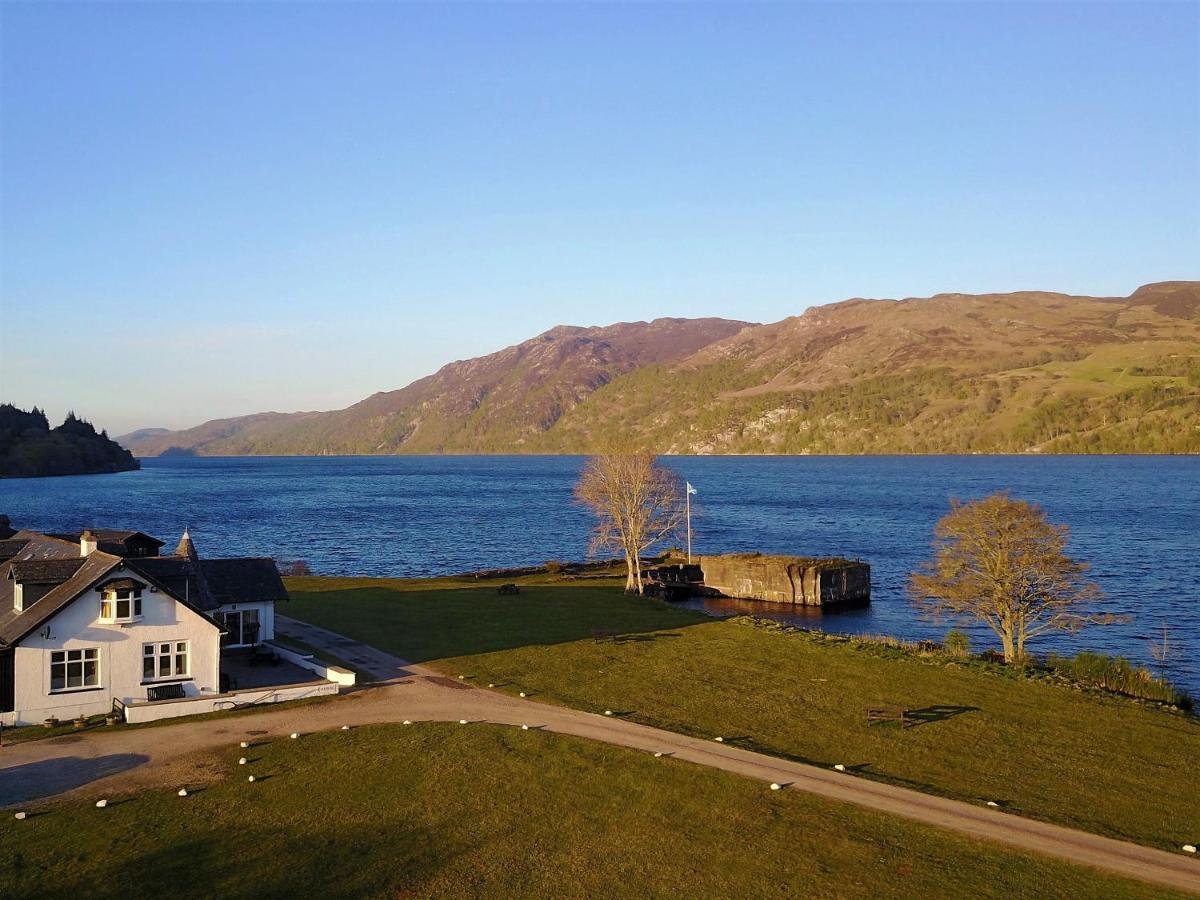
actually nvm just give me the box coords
[2,2,1197,433]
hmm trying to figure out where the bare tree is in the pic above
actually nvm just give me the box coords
[908,492,1118,663]
[1148,627,1173,680]
[575,448,685,594]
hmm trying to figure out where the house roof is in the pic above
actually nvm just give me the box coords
[48,529,165,557]
[7,557,87,585]
[0,525,284,647]
[7,531,80,560]
[95,576,148,592]
[50,529,164,546]
[202,558,287,605]
[0,552,123,645]
[114,556,287,610]
[0,539,30,564]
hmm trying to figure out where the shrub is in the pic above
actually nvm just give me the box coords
[1045,651,1192,708]
[278,559,312,576]
[544,560,563,575]
[943,630,970,658]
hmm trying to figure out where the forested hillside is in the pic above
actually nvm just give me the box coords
[0,405,140,477]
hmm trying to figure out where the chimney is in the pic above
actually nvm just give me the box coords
[80,529,98,557]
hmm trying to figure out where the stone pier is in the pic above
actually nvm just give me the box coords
[696,553,870,606]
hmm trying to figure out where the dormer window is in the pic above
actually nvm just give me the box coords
[99,587,143,623]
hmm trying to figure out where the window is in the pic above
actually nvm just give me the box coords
[143,641,189,681]
[50,648,100,692]
[99,587,142,623]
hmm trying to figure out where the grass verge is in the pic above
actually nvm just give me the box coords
[0,723,1182,899]
[285,575,1200,851]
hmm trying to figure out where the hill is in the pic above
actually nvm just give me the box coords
[0,405,140,478]
[119,282,1200,456]
[119,317,751,455]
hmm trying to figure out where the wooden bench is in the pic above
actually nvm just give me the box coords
[146,683,187,702]
[865,705,909,726]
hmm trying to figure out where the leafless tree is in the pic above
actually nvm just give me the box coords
[575,448,685,594]
[1148,627,1173,679]
[908,492,1120,663]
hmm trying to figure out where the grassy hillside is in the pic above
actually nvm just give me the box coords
[121,282,1200,456]
[283,574,1200,851]
[535,283,1200,454]
[1,724,1176,899]
[120,317,749,456]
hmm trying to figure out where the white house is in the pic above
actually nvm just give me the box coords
[0,524,290,727]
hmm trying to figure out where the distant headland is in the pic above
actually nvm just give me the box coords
[0,404,139,478]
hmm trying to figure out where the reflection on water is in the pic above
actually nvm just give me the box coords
[675,594,876,629]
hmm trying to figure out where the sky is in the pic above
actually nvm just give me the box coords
[1,2,1197,434]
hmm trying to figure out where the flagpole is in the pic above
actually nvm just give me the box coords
[685,482,696,564]
[686,487,692,564]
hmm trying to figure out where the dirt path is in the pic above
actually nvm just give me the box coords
[2,625,1197,894]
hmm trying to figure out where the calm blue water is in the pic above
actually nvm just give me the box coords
[2,455,1197,692]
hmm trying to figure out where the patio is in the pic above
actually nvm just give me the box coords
[220,646,326,692]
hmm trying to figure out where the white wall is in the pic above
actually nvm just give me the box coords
[123,680,339,724]
[214,600,275,645]
[4,584,221,726]
[268,642,356,686]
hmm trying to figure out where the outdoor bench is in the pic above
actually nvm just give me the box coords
[865,705,909,726]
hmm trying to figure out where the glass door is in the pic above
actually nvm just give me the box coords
[219,611,241,647]
[242,609,260,645]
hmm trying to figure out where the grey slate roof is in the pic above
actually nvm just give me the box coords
[7,557,87,585]
[0,539,30,564]
[202,559,287,605]
[0,524,287,647]
[0,552,123,645]
[48,530,165,557]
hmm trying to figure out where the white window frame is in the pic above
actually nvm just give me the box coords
[142,640,190,682]
[49,648,100,693]
[98,587,143,624]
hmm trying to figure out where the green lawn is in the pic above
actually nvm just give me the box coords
[0,724,1180,900]
[286,575,1200,851]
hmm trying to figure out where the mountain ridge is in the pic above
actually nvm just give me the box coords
[119,282,1200,456]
